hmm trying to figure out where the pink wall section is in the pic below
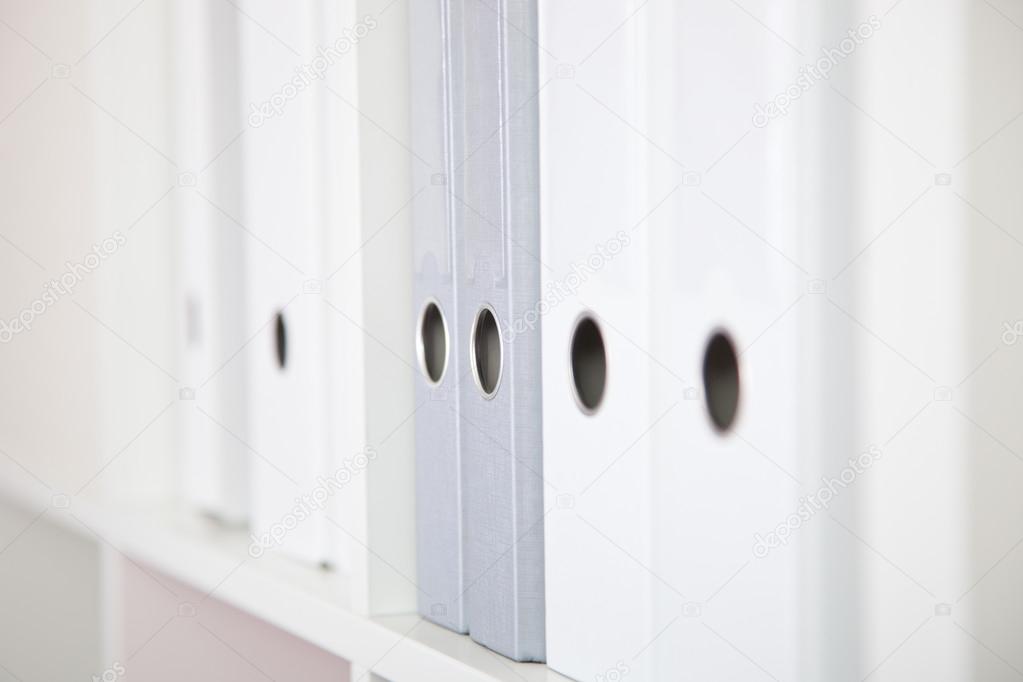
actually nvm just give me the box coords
[118,558,351,682]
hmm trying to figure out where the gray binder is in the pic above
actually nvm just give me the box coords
[411,0,468,634]
[458,0,546,662]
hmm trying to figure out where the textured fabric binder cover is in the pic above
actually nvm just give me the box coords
[411,0,468,633]
[458,0,546,663]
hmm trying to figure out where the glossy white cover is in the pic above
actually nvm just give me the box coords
[542,0,1023,679]
[175,0,249,526]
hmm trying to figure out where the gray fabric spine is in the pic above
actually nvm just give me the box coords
[411,0,468,634]
[458,0,546,663]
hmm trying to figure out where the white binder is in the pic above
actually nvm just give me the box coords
[539,1,658,678]
[644,3,805,679]
[646,3,1011,679]
[322,0,417,615]
[173,0,248,525]
[239,0,334,566]
[237,0,418,613]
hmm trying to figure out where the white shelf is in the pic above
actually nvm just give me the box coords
[0,478,570,682]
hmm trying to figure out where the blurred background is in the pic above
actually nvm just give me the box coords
[0,1,413,679]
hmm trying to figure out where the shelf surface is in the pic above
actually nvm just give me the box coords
[0,477,571,682]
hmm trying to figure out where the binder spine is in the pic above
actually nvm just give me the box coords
[411,0,468,633]
[239,1,333,567]
[460,0,546,662]
[539,2,656,678]
[175,0,248,524]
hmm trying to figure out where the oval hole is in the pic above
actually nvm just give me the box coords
[418,301,448,384]
[702,331,740,433]
[471,306,502,398]
[570,315,607,414]
[274,312,287,370]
